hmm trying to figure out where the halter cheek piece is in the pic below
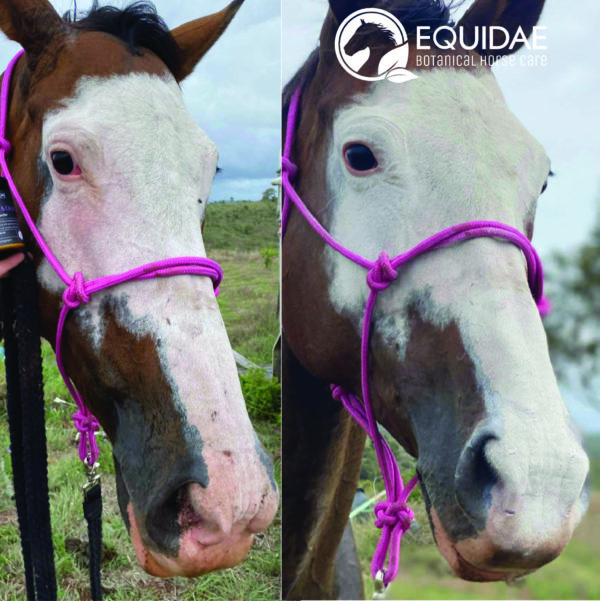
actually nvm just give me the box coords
[282,87,550,587]
[0,50,223,468]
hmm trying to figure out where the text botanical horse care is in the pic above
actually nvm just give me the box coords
[0,0,277,580]
[281,0,589,599]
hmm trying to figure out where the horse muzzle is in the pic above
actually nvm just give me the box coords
[114,442,278,577]
[127,482,276,577]
[421,418,589,581]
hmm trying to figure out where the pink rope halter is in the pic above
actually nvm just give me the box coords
[282,87,550,586]
[1,50,223,467]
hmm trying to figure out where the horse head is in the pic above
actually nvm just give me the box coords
[283,0,588,584]
[344,19,397,59]
[1,0,277,578]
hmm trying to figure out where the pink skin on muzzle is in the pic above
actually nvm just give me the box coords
[126,445,279,578]
[127,480,278,577]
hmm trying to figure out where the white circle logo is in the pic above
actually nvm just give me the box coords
[334,8,418,84]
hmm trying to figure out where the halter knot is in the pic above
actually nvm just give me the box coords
[281,156,298,181]
[374,500,414,532]
[0,137,11,155]
[330,384,347,403]
[63,272,91,308]
[367,252,398,292]
[72,410,99,433]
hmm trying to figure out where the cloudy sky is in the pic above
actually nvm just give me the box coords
[0,0,280,202]
[282,0,600,431]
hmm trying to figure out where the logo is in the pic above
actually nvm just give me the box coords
[335,9,549,75]
[334,8,417,84]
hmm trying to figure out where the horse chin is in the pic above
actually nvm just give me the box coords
[429,507,565,583]
[126,503,255,578]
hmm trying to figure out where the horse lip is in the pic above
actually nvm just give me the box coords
[452,546,533,582]
[428,505,543,583]
[127,503,255,578]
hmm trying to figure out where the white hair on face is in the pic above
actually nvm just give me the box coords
[324,68,587,545]
[326,69,550,321]
[36,72,276,525]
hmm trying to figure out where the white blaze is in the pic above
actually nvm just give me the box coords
[37,73,274,526]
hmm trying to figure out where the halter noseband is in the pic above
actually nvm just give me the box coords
[0,50,223,467]
[282,86,550,586]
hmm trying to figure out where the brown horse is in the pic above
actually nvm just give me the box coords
[282,0,589,598]
[1,0,277,579]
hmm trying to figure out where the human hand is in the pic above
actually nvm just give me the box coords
[0,252,25,278]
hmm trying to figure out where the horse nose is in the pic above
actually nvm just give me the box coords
[454,419,589,569]
[147,479,275,551]
[175,483,235,545]
[454,425,499,525]
[136,475,277,577]
[176,482,276,542]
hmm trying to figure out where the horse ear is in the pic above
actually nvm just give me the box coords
[456,0,547,57]
[170,0,244,82]
[0,0,66,57]
[328,0,372,24]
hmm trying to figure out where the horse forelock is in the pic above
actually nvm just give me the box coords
[65,1,182,79]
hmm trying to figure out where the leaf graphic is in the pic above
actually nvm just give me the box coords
[378,44,409,74]
[385,68,419,84]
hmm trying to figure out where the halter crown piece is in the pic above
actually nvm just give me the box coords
[0,50,223,467]
[282,87,550,587]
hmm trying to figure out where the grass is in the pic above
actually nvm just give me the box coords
[211,250,279,366]
[0,197,281,600]
[203,199,279,253]
[205,195,280,366]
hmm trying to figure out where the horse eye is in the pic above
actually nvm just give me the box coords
[51,151,77,175]
[344,143,378,172]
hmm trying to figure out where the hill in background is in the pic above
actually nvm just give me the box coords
[203,188,279,252]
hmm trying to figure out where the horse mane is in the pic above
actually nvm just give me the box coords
[64,1,181,78]
[356,21,396,45]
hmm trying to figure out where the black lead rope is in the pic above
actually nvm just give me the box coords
[1,258,57,601]
[83,473,103,600]
[1,257,103,601]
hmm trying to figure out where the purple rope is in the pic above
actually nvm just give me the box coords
[1,50,223,466]
[282,87,550,586]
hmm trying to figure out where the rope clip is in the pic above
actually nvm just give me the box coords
[373,570,387,600]
[82,460,101,496]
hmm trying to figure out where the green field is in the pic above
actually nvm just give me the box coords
[203,197,279,254]
[0,195,281,600]
[354,439,600,600]
[213,249,279,366]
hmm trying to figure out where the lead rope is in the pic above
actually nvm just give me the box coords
[1,49,101,601]
[1,259,57,601]
[83,462,103,601]
[282,86,550,593]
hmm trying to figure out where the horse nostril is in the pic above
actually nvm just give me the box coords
[455,427,499,525]
[146,486,184,556]
[146,482,236,555]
